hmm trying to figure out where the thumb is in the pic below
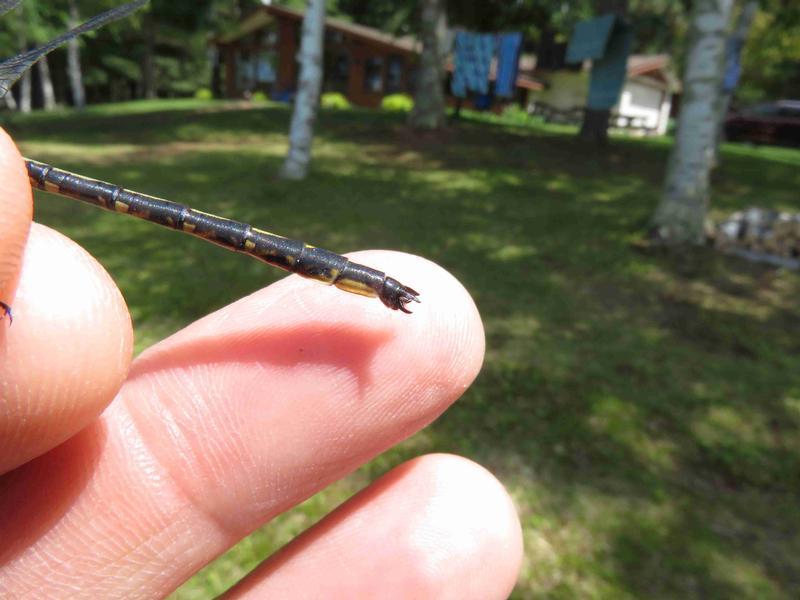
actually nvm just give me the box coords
[0,127,33,322]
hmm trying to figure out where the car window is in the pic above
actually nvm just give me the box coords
[778,107,800,119]
[744,103,781,116]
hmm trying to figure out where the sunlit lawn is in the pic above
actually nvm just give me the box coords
[4,99,800,599]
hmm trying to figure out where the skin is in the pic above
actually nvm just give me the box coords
[0,128,523,599]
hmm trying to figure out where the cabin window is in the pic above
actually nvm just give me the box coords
[236,49,276,92]
[325,50,350,93]
[326,29,345,46]
[236,50,254,91]
[255,50,277,84]
[407,66,419,94]
[363,56,384,94]
[385,55,404,93]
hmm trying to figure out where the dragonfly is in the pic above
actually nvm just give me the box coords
[0,0,420,324]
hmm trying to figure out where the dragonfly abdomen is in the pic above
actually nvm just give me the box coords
[25,159,420,313]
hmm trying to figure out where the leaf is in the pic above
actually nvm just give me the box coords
[0,0,148,97]
[0,0,21,18]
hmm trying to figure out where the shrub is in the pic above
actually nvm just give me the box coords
[320,92,351,110]
[251,91,268,102]
[500,103,531,124]
[381,93,414,112]
[194,88,213,100]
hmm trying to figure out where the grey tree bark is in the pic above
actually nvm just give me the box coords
[651,0,735,245]
[408,0,447,130]
[67,0,86,109]
[4,90,17,110]
[38,55,56,111]
[280,0,325,181]
[714,0,758,162]
[17,26,30,113]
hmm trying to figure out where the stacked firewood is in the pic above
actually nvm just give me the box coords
[714,208,800,268]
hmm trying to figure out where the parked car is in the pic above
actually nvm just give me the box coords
[724,100,800,147]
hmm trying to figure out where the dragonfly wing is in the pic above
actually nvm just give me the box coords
[0,0,21,17]
[0,0,148,97]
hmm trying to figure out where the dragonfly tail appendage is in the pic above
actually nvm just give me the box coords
[0,300,12,324]
[380,278,421,314]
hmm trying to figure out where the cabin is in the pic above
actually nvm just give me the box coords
[213,4,419,107]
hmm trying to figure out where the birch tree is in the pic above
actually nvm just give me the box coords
[408,0,447,130]
[37,54,55,110]
[17,21,30,112]
[650,0,735,245]
[66,0,85,108]
[280,0,325,180]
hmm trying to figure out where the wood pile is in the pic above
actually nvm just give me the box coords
[713,208,800,269]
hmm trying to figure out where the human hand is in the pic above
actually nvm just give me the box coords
[0,128,522,598]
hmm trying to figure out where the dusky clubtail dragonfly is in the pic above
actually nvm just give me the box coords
[0,0,420,324]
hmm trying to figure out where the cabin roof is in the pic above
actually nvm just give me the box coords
[216,4,419,54]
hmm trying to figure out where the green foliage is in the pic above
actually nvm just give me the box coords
[499,103,532,124]
[320,91,351,110]
[251,90,267,102]
[739,7,800,104]
[194,87,212,100]
[6,101,800,598]
[380,93,413,112]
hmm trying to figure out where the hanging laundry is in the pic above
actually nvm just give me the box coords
[565,15,632,110]
[565,14,616,62]
[495,32,523,98]
[723,38,744,92]
[451,31,495,98]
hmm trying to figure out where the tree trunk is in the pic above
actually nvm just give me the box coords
[280,0,325,181]
[18,70,31,112]
[714,0,758,162]
[141,12,157,99]
[650,0,735,245]
[17,24,30,113]
[408,0,447,130]
[67,0,86,109]
[38,55,56,111]
[4,90,17,110]
[579,108,610,144]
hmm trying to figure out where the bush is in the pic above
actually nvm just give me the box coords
[500,104,531,124]
[320,92,351,110]
[251,91,268,103]
[194,88,213,100]
[381,93,414,112]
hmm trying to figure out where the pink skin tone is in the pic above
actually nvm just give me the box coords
[0,129,523,599]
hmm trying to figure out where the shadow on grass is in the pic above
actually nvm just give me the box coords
[7,102,800,598]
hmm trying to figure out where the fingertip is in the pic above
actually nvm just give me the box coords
[229,453,522,600]
[402,453,524,596]
[0,127,33,314]
[0,224,133,473]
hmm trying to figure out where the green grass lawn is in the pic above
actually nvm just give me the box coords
[4,100,800,599]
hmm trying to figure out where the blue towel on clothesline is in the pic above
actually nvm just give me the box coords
[451,32,495,98]
[495,32,523,97]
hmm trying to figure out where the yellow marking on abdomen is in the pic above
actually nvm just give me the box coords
[335,278,376,298]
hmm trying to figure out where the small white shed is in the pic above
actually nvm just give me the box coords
[528,54,679,135]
